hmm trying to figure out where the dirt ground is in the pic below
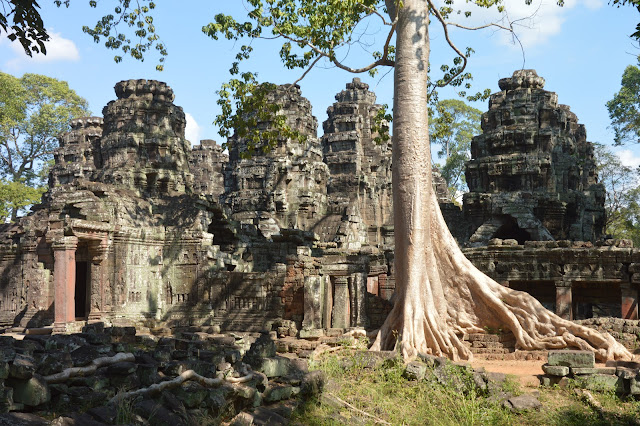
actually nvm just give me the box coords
[469,358,547,388]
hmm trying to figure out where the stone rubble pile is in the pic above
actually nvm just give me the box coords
[541,350,640,395]
[0,324,325,425]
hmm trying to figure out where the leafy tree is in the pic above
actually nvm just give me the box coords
[595,143,640,246]
[607,60,640,145]
[0,1,165,69]
[429,99,481,198]
[0,180,45,222]
[0,72,89,220]
[609,0,640,40]
[201,0,630,361]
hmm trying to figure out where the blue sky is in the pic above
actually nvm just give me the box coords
[1,0,640,168]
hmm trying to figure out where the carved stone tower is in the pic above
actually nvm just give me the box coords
[322,78,393,248]
[223,84,329,237]
[96,80,193,195]
[463,69,605,245]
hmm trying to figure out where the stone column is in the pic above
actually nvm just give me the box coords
[53,237,78,332]
[555,281,572,320]
[332,277,350,329]
[88,238,109,322]
[621,281,638,320]
[302,275,324,330]
[323,276,332,329]
[351,272,368,328]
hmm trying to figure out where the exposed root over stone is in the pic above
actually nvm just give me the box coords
[44,353,136,384]
[371,189,633,363]
[108,369,256,405]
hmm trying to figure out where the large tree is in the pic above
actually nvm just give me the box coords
[201,0,631,361]
[607,60,640,145]
[595,143,640,246]
[429,99,481,199]
[0,72,89,220]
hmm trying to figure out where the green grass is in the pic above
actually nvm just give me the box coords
[292,350,640,425]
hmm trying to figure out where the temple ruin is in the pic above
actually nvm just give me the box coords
[0,70,637,341]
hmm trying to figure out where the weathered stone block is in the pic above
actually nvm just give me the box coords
[542,364,569,376]
[547,350,594,368]
[9,354,36,379]
[571,367,616,375]
[8,374,50,407]
[259,357,291,378]
[404,361,428,381]
[575,374,626,393]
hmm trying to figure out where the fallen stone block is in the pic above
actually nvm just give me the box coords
[8,374,50,407]
[571,367,616,375]
[547,350,594,368]
[542,364,569,376]
[575,374,626,393]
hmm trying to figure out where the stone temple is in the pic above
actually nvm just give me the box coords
[0,71,638,342]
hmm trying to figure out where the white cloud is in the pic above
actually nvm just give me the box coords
[443,0,604,48]
[185,113,202,144]
[615,149,640,169]
[4,32,79,68]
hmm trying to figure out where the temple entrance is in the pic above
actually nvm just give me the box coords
[75,261,90,320]
[572,281,621,320]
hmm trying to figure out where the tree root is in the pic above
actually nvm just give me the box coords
[44,353,136,384]
[325,392,391,425]
[108,369,255,405]
[371,188,634,363]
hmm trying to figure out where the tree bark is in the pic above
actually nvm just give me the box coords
[371,0,632,362]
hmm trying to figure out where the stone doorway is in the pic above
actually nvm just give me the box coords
[75,261,90,319]
[572,281,622,320]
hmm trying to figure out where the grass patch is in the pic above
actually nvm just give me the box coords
[293,351,640,425]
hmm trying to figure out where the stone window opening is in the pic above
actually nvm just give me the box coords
[492,216,532,244]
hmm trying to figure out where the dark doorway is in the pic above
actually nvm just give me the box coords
[493,216,531,244]
[510,280,556,312]
[75,261,89,319]
[572,281,621,320]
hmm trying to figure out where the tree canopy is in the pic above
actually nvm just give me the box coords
[595,143,640,246]
[0,72,89,220]
[607,60,640,145]
[429,99,481,199]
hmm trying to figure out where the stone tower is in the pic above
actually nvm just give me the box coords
[96,79,193,195]
[322,78,393,248]
[463,69,605,245]
[222,84,329,237]
[49,116,103,188]
[189,139,228,198]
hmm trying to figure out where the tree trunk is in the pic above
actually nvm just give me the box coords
[371,0,632,362]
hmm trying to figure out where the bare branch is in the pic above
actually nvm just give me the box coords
[427,0,468,92]
[291,54,323,86]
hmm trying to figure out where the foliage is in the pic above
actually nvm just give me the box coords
[609,0,640,40]
[429,99,482,199]
[0,0,48,56]
[0,72,88,220]
[302,351,513,425]
[300,351,640,424]
[202,0,493,156]
[0,179,44,222]
[607,60,640,145]
[0,1,166,70]
[594,143,640,246]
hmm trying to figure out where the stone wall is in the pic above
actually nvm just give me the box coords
[0,72,636,342]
